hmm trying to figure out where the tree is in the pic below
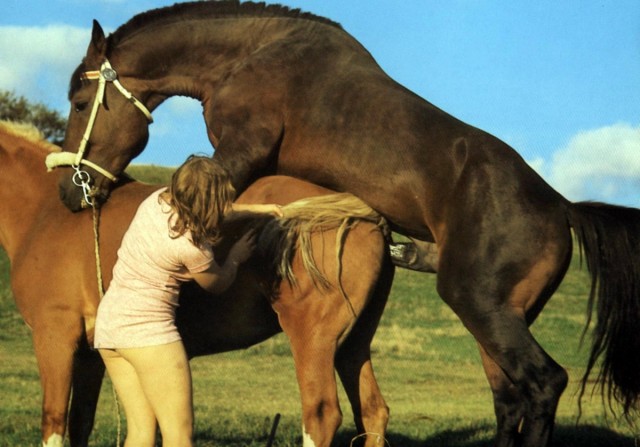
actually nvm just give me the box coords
[0,90,67,143]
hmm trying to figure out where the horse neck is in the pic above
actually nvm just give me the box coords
[0,141,54,261]
[111,17,304,103]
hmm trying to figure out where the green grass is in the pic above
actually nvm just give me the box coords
[0,166,637,446]
[124,164,174,185]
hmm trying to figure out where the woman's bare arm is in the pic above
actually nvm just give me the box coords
[231,203,283,217]
[191,230,256,294]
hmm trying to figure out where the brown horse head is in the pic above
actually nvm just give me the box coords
[54,20,152,211]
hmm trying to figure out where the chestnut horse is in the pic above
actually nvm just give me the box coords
[0,121,393,447]
[50,3,640,446]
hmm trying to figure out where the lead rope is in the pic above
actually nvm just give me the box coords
[91,205,104,299]
[350,432,391,446]
[71,141,123,446]
[90,201,122,447]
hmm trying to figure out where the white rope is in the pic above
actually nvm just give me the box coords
[350,432,391,446]
[91,206,104,298]
[91,202,121,446]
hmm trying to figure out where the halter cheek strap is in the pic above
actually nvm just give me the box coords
[45,59,153,188]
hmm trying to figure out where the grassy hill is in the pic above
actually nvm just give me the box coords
[124,164,174,185]
[0,166,636,446]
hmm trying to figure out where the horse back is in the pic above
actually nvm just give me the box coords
[235,175,337,205]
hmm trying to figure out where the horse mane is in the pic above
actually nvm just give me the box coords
[0,120,59,153]
[109,0,342,48]
[68,2,342,98]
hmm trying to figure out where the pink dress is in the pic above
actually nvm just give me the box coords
[94,188,214,349]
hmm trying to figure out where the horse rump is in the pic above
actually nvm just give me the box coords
[222,192,389,298]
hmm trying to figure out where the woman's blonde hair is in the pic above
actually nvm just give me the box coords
[160,155,236,247]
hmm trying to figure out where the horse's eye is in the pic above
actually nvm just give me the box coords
[74,102,88,113]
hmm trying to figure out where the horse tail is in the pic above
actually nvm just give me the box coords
[264,193,388,309]
[567,201,640,417]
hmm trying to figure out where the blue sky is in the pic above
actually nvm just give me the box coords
[2,1,639,205]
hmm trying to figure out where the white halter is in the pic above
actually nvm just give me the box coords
[45,58,153,205]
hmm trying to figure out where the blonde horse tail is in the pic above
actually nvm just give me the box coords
[273,193,388,316]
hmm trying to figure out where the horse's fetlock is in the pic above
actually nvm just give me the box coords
[302,404,342,447]
[42,433,64,447]
[359,402,390,435]
[304,399,342,429]
[41,411,66,433]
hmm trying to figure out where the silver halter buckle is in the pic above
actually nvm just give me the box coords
[101,66,117,82]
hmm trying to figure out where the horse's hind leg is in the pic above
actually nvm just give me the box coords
[274,233,388,446]
[275,286,345,447]
[478,345,526,447]
[335,342,388,447]
[437,222,571,447]
[335,259,393,445]
[68,339,105,447]
[477,268,567,447]
[447,296,568,447]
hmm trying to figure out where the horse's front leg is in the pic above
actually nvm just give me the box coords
[32,314,84,447]
[68,339,105,447]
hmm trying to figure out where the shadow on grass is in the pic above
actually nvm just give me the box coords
[333,424,636,447]
[190,423,636,447]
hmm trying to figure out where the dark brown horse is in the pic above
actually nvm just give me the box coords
[1,121,393,447]
[50,2,640,446]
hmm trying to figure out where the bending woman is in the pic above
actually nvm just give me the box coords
[94,155,282,447]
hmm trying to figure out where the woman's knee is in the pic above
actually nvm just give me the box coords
[123,428,156,447]
[155,424,193,447]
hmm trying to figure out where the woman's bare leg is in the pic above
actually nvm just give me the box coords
[99,349,157,447]
[117,342,194,447]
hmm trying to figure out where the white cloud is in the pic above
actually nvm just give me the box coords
[165,96,203,115]
[538,123,640,206]
[0,24,90,110]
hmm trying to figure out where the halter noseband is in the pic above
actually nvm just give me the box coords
[45,58,153,205]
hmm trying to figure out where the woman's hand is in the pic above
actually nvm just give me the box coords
[192,229,257,294]
[228,229,257,265]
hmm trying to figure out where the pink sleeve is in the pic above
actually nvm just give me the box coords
[181,240,214,274]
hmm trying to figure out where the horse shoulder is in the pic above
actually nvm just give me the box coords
[11,206,94,326]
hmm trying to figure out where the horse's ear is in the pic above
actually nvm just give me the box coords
[87,20,107,59]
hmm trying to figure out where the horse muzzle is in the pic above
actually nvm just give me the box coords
[57,174,109,212]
